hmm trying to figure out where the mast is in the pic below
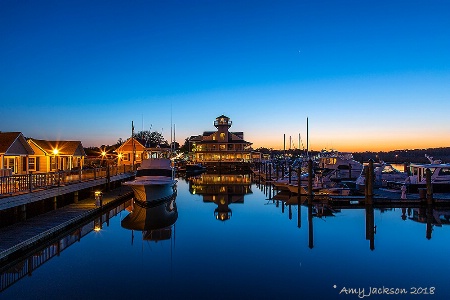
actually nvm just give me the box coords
[132,121,135,170]
[306,117,309,158]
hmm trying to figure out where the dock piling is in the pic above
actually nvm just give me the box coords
[426,168,433,205]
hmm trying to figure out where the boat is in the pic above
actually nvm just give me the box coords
[402,158,450,193]
[316,150,363,180]
[121,197,178,241]
[123,157,177,202]
[355,162,408,191]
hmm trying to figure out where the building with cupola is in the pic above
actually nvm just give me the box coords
[188,115,260,169]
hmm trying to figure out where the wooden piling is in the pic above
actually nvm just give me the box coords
[426,168,433,205]
[308,159,313,205]
[288,165,292,184]
[365,159,374,205]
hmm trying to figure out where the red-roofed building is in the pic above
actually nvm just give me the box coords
[0,132,35,175]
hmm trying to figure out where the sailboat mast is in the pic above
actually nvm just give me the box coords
[132,121,135,170]
[306,117,309,158]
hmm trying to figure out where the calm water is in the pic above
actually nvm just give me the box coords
[2,173,450,299]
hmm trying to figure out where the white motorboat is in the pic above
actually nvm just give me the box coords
[355,162,408,191]
[316,150,363,180]
[403,159,450,193]
[123,158,177,202]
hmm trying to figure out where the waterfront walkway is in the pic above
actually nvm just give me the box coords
[0,186,133,263]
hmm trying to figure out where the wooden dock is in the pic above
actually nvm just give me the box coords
[0,172,133,211]
[0,186,133,263]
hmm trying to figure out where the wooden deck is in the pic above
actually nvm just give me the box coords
[0,172,133,211]
[0,186,133,263]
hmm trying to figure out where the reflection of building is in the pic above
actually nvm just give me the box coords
[189,173,252,221]
[188,115,261,169]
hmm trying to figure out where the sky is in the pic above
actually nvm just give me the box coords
[1,0,449,152]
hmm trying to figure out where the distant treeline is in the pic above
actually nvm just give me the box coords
[352,147,450,164]
[255,147,450,164]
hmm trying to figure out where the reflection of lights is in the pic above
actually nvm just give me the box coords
[94,226,101,232]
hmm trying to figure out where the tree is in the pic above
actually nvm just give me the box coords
[134,130,168,147]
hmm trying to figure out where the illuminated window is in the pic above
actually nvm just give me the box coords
[220,133,225,140]
[220,144,226,150]
[29,157,36,171]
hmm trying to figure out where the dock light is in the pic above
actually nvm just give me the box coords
[101,151,106,157]
[53,149,59,155]
[95,191,103,207]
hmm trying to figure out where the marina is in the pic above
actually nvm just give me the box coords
[2,171,450,298]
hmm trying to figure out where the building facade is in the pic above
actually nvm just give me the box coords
[0,132,35,175]
[188,115,257,167]
[27,139,86,172]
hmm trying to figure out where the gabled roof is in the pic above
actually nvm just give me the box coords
[115,137,145,152]
[28,139,86,156]
[0,132,34,155]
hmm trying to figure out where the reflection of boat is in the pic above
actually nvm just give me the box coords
[121,197,178,241]
[123,158,177,202]
[355,162,408,191]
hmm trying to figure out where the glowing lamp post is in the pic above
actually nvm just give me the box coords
[95,191,103,207]
[52,149,59,171]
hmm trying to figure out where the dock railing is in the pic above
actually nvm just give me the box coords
[0,165,134,197]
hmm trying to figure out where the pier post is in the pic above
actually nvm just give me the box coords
[74,191,79,203]
[366,159,374,205]
[268,163,272,181]
[404,162,410,175]
[288,165,292,184]
[288,204,292,220]
[426,168,433,205]
[276,165,279,180]
[297,167,301,197]
[297,200,302,228]
[53,196,58,210]
[20,204,26,221]
[307,159,313,204]
[29,173,33,192]
[348,163,352,180]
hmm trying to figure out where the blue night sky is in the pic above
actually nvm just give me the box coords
[1,0,449,151]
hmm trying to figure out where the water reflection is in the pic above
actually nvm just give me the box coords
[0,200,130,293]
[257,182,450,250]
[121,196,178,242]
[188,173,252,221]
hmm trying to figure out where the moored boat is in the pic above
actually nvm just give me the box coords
[123,157,177,202]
